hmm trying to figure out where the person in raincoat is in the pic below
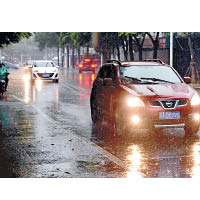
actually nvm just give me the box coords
[0,61,9,90]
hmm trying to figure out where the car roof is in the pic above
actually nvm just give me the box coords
[34,60,54,62]
[121,61,167,66]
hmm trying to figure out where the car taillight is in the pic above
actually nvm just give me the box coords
[91,64,96,68]
[84,58,91,62]
[79,64,83,68]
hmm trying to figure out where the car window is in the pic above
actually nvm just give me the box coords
[99,65,116,80]
[34,62,55,67]
[99,67,106,79]
[120,65,182,84]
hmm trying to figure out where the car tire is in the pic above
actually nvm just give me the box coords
[184,124,199,137]
[90,96,99,124]
[91,105,98,124]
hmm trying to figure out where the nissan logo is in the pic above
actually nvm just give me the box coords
[166,101,173,107]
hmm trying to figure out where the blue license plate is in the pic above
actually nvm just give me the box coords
[159,111,180,120]
[42,74,49,78]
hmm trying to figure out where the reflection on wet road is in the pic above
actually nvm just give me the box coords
[0,67,200,177]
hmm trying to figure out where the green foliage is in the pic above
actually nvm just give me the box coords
[35,32,59,51]
[0,32,32,48]
[70,32,91,47]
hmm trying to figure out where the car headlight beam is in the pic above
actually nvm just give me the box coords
[127,97,144,107]
[191,93,200,106]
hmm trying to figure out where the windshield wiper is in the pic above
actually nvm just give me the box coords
[140,77,175,84]
[124,76,158,84]
[124,76,142,82]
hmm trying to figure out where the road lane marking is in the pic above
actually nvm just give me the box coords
[11,94,127,169]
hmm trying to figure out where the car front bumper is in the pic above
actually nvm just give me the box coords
[32,72,59,80]
[118,105,200,129]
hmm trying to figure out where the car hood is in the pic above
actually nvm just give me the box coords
[32,67,57,73]
[121,83,196,99]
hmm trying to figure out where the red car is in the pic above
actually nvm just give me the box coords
[78,58,96,73]
[90,59,200,137]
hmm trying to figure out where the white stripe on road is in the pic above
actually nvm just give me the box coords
[11,94,127,169]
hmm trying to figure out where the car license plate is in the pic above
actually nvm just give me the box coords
[159,111,180,120]
[42,74,49,78]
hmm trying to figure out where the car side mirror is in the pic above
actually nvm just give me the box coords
[103,78,113,86]
[184,77,191,84]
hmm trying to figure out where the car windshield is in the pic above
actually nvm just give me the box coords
[34,62,55,67]
[120,65,182,84]
[27,61,34,65]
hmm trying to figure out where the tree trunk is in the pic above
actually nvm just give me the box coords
[133,33,146,61]
[61,46,64,67]
[153,40,159,59]
[116,45,120,61]
[128,35,134,60]
[86,46,89,56]
[57,46,60,66]
[72,47,75,68]
[146,32,159,59]
[77,47,81,63]
[67,46,69,68]
[138,47,143,60]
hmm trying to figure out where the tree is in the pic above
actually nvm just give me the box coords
[70,32,92,65]
[35,32,59,64]
[0,32,32,48]
[146,32,160,59]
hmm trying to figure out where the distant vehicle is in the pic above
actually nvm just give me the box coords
[24,60,34,73]
[78,57,97,73]
[31,60,59,83]
[3,61,19,69]
[90,59,200,138]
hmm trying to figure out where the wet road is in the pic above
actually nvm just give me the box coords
[0,67,200,177]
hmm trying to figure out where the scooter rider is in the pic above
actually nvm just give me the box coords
[0,61,9,90]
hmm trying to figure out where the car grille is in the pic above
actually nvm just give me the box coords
[37,73,54,78]
[149,99,188,109]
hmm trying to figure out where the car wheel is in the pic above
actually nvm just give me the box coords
[184,124,199,137]
[91,104,98,124]
[53,79,59,83]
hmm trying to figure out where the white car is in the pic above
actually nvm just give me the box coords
[31,60,59,83]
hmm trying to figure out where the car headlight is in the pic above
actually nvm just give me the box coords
[191,93,200,106]
[127,97,144,107]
